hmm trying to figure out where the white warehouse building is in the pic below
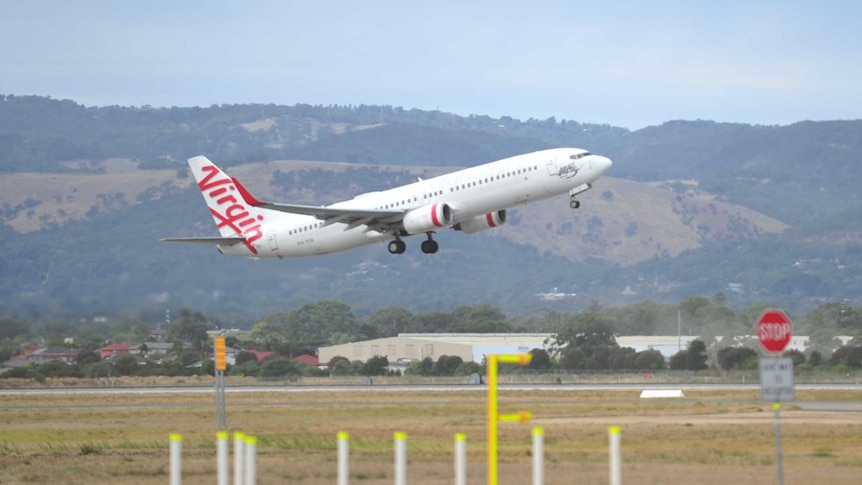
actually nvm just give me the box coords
[317,333,718,365]
[318,333,553,365]
[316,333,842,366]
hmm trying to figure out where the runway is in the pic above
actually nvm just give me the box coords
[1,382,860,395]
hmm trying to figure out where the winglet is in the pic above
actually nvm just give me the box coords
[233,177,264,207]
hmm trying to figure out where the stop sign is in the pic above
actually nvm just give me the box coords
[756,309,793,353]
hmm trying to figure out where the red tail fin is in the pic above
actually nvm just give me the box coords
[232,177,265,207]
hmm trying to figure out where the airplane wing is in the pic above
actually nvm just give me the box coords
[160,237,247,246]
[232,177,405,232]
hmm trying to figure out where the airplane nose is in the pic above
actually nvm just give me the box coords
[595,155,612,174]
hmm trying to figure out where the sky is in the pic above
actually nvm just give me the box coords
[2,0,860,129]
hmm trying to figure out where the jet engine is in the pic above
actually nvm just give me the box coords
[402,202,453,234]
[453,210,507,234]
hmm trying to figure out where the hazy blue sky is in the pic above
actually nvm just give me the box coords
[2,1,860,129]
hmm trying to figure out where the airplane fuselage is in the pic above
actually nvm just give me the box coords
[214,148,611,258]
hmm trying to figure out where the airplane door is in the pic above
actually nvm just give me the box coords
[546,156,559,176]
[267,230,278,251]
[543,154,563,195]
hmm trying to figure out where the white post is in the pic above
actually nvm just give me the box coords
[532,427,544,485]
[169,433,182,485]
[454,433,466,485]
[394,431,407,485]
[338,432,350,485]
[234,432,245,485]
[609,426,621,485]
[217,431,229,485]
[774,404,785,485]
[245,436,257,485]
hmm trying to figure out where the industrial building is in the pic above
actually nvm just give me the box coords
[317,333,553,366]
[317,333,832,366]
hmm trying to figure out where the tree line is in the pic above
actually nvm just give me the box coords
[3,297,862,380]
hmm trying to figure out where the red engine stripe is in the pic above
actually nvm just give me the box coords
[431,203,441,227]
[486,212,497,227]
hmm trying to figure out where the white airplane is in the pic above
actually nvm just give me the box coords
[163,148,612,258]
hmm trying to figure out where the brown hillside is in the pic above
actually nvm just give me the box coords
[497,177,787,265]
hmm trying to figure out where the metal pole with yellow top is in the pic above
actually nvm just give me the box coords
[169,433,182,485]
[487,353,532,485]
[214,336,227,429]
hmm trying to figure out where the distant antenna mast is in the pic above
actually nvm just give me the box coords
[165,308,171,330]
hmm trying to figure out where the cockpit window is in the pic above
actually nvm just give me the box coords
[569,151,591,160]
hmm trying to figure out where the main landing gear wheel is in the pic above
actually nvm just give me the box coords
[569,198,581,209]
[421,239,439,254]
[388,239,406,254]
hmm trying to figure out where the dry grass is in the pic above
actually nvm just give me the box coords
[0,388,861,484]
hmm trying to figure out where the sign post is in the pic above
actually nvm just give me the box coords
[759,357,794,402]
[756,309,793,485]
[214,336,227,429]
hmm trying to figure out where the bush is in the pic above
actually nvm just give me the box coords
[830,346,862,368]
[199,359,215,376]
[115,355,140,376]
[633,349,666,370]
[717,347,758,371]
[82,361,113,378]
[229,361,259,377]
[330,360,354,376]
[258,358,299,378]
[297,362,327,377]
[404,357,434,376]
[235,351,258,366]
[433,355,463,376]
[361,355,389,376]
[1,366,32,378]
[133,365,165,377]
[453,361,482,376]
[527,349,553,370]
[669,350,688,370]
[560,347,586,370]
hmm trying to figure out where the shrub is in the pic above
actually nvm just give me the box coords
[258,358,299,378]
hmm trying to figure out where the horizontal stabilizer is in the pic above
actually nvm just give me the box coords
[161,237,246,246]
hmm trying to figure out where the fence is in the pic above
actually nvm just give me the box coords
[168,426,625,485]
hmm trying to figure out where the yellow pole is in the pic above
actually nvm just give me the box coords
[487,354,498,485]
[487,353,532,485]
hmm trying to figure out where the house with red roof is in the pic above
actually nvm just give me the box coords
[100,342,132,359]
[253,350,275,362]
[292,354,320,366]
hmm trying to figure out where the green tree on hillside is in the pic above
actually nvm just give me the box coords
[450,304,511,333]
[367,306,413,337]
[167,309,209,350]
[286,301,358,346]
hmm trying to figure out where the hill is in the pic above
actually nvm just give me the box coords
[0,95,860,321]
[0,160,787,265]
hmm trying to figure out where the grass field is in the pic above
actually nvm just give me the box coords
[1,387,861,484]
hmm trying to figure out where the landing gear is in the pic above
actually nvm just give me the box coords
[420,236,439,254]
[388,234,439,254]
[568,183,590,209]
[388,239,406,254]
